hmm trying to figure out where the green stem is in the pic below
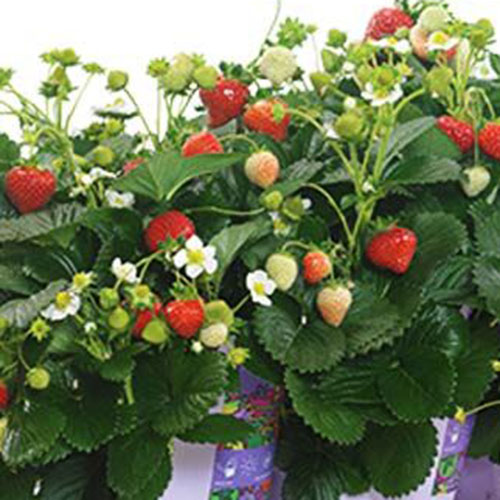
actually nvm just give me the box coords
[185,206,265,217]
[393,88,426,118]
[65,74,94,132]
[124,376,135,405]
[281,240,313,252]
[233,295,250,314]
[124,88,159,149]
[465,399,500,418]
[305,183,352,244]
[220,134,260,151]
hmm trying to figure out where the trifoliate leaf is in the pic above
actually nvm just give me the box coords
[133,349,227,436]
[286,369,365,445]
[107,425,170,498]
[2,398,66,467]
[253,297,346,373]
[361,422,437,497]
[378,346,455,422]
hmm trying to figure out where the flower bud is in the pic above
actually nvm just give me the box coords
[261,190,284,211]
[321,49,343,74]
[108,307,130,332]
[27,367,51,391]
[204,301,234,328]
[193,65,218,89]
[107,71,129,91]
[99,288,120,310]
[327,29,347,48]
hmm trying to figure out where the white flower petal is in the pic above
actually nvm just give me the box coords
[186,264,204,279]
[204,257,218,275]
[173,249,188,269]
[185,235,203,251]
[203,246,217,259]
[264,279,277,295]
[255,295,272,307]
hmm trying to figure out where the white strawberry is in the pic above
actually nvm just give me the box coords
[317,285,353,327]
[265,253,298,292]
[200,323,229,349]
[461,166,491,198]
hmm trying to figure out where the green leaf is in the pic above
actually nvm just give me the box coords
[0,203,85,243]
[471,202,500,257]
[0,134,20,172]
[286,369,365,445]
[265,160,323,198]
[0,462,37,500]
[2,398,66,466]
[383,117,436,168]
[253,298,346,373]
[107,426,170,498]
[179,415,254,444]
[474,255,500,317]
[361,422,437,497]
[99,349,136,382]
[404,124,462,161]
[384,156,461,187]
[468,406,500,461]
[0,264,39,295]
[133,349,227,436]
[63,377,119,452]
[113,152,244,202]
[490,53,500,77]
[378,346,455,422]
[210,217,272,283]
[0,280,67,328]
[454,320,498,408]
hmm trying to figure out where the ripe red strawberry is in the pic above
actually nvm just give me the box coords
[243,99,291,142]
[165,299,204,339]
[123,157,145,174]
[132,302,163,339]
[366,227,417,274]
[317,285,353,327]
[5,166,56,214]
[479,123,500,160]
[182,132,224,158]
[199,77,249,128]
[144,210,196,251]
[303,251,332,285]
[0,381,9,410]
[436,116,475,153]
[365,7,414,40]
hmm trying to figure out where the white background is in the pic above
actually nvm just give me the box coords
[0,0,499,138]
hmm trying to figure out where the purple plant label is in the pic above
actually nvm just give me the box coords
[209,368,282,499]
[432,416,476,496]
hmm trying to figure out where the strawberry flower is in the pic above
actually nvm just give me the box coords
[173,235,218,279]
[427,31,459,52]
[105,189,135,208]
[42,291,81,321]
[111,258,139,284]
[370,37,411,54]
[362,83,403,107]
[246,270,277,307]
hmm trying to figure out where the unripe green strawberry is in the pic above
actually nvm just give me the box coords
[107,70,129,91]
[335,112,365,141]
[27,367,51,390]
[200,323,229,348]
[193,65,218,89]
[93,145,115,166]
[321,49,343,74]
[317,285,353,327]
[163,67,190,93]
[142,319,169,345]
[310,72,331,95]
[108,307,130,332]
[172,53,195,79]
[245,151,280,189]
[425,66,453,97]
[204,301,234,327]
[99,288,120,310]
[105,118,124,136]
[461,166,491,198]
[418,6,449,33]
[265,253,298,292]
[261,190,284,211]
[282,196,306,221]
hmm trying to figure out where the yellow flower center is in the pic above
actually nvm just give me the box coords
[431,31,449,45]
[55,292,71,310]
[73,272,91,290]
[187,249,205,266]
[253,282,266,296]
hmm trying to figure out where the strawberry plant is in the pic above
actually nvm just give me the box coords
[0,1,499,499]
